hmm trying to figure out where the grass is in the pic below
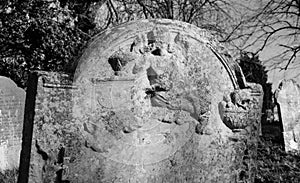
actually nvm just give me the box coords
[0,168,18,183]
[1,139,300,183]
[255,138,300,183]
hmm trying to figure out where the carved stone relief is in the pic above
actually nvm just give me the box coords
[23,19,263,183]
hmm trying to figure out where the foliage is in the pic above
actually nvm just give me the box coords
[1,0,299,86]
[0,0,250,88]
[0,168,18,183]
[239,52,268,85]
[238,51,275,127]
[0,0,91,88]
[256,138,300,183]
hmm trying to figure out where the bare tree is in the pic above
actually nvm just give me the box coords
[92,0,244,39]
[223,0,300,70]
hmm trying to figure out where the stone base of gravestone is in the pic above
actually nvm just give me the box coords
[277,79,300,151]
[0,76,25,172]
[25,72,263,183]
[21,19,263,183]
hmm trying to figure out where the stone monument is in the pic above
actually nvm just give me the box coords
[276,79,300,151]
[18,19,263,183]
[0,76,25,172]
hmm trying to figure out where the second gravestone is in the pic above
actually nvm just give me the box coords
[0,76,25,172]
[19,19,263,183]
[277,79,300,151]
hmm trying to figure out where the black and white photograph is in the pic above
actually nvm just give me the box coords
[0,0,300,182]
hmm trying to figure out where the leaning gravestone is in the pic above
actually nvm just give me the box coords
[19,19,263,183]
[0,76,25,172]
[277,79,300,151]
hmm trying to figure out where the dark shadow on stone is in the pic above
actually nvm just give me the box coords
[151,48,162,56]
[273,96,285,149]
[17,72,38,183]
[147,66,158,85]
[55,147,65,183]
[233,64,247,89]
[130,42,136,52]
[108,56,122,72]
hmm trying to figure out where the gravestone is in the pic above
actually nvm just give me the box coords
[277,79,300,151]
[19,19,263,183]
[0,76,25,172]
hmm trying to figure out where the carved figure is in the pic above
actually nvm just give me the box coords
[220,84,263,131]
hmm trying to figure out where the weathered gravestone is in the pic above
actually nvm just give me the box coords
[18,19,263,183]
[0,76,25,172]
[277,79,300,151]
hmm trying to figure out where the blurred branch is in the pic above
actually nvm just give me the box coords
[223,0,300,70]
[136,0,154,18]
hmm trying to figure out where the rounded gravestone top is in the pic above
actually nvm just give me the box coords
[74,19,242,88]
[0,76,25,171]
[0,76,25,96]
[72,19,242,168]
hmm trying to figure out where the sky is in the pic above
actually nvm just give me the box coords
[260,44,300,90]
[235,0,300,90]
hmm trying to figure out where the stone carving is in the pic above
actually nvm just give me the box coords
[21,19,263,183]
[79,27,215,166]
[0,76,25,172]
[220,83,263,131]
[277,79,300,151]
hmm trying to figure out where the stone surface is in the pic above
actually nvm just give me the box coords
[220,83,263,131]
[22,19,263,183]
[277,79,300,151]
[0,76,25,172]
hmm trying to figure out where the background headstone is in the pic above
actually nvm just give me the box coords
[23,19,263,183]
[277,79,300,151]
[0,76,25,172]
